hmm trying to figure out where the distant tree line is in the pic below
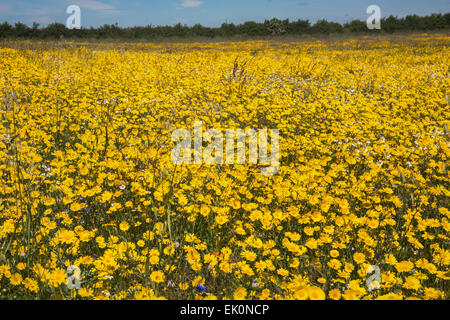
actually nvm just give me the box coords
[0,13,449,40]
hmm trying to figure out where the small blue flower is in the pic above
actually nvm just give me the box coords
[321,117,327,121]
[195,284,206,292]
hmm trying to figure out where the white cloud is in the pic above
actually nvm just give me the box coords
[68,0,122,15]
[181,0,203,8]
[68,0,116,11]
[74,0,114,11]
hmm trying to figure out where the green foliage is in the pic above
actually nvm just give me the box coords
[0,13,448,40]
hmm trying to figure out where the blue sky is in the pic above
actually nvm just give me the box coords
[0,0,448,27]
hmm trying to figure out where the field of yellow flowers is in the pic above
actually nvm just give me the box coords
[0,34,449,300]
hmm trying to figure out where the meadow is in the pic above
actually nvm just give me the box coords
[0,34,448,300]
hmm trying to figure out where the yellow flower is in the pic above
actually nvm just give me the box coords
[23,278,39,293]
[79,230,92,242]
[1,35,448,300]
[78,288,94,298]
[43,198,56,206]
[308,286,326,300]
[353,252,366,264]
[259,288,271,300]
[150,271,165,283]
[241,250,257,262]
[70,202,83,212]
[191,276,204,287]
[17,262,26,270]
[328,289,341,300]
[58,230,76,244]
[395,261,414,273]
[385,254,398,265]
[328,259,342,270]
[423,288,444,299]
[377,293,403,300]
[137,240,145,247]
[294,286,309,300]
[233,286,247,300]
[149,255,159,265]
[215,215,229,225]
[330,249,339,258]
[119,221,130,232]
[342,289,360,300]
[49,268,67,287]
[403,276,421,290]
[179,282,189,290]
[31,191,40,198]
[10,273,23,286]
[277,268,289,277]
[200,204,211,217]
